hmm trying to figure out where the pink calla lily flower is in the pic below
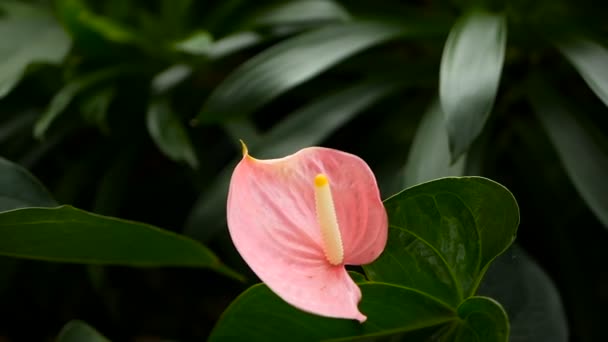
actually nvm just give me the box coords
[226,143,388,322]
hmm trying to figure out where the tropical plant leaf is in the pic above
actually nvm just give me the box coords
[56,320,109,342]
[478,246,568,342]
[0,156,57,212]
[364,177,519,307]
[0,1,71,98]
[404,100,467,188]
[151,64,193,94]
[173,30,213,55]
[209,283,454,342]
[528,76,608,228]
[80,86,115,134]
[0,205,242,280]
[56,0,137,45]
[439,11,507,160]
[558,38,608,107]
[147,99,198,168]
[451,296,509,342]
[197,21,405,123]
[251,0,350,27]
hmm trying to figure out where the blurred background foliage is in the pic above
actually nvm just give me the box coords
[0,0,607,340]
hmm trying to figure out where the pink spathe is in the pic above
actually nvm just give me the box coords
[226,145,388,322]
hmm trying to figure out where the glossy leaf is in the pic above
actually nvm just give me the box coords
[0,1,71,98]
[197,21,404,123]
[174,31,213,55]
[0,156,57,212]
[209,283,454,342]
[147,99,198,168]
[558,38,608,107]
[254,79,401,158]
[202,32,262,59]
[478,246,568,342]
[0,206,241,280]
[528,76,608,228]
[404,100,466,188]
[34,67,125,139]
[184,79,399,240]
[452,296,509,342]
[439,11,507,160]
[364,177,519,307]
[56,320,109,342]
[151,64,193,94]
[251,0,350,26]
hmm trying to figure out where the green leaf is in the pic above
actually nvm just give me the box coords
[558,38,608,107]
[184,79,399,240]
[175,31,262,59]
[404,100,467,188]
[56,320,109,342]
[174,31,213,55]
[528,76,608,228]
[34,67,125,139]
[251,0,350,27]
[80,86,115,134]
[0,1,71,98]
[364,177,519,307]
[0,205,241,280]
[0,156,57,212]
[57,0,137,45]
[197,21,405,123]
[478,246,568,342]
[151,64,193,94]
[146,99,198,168]
[439,11,507,160]
[209,283,454,342]
[202,32,262,59]
[452,296,509,342]
[254,79,400,158]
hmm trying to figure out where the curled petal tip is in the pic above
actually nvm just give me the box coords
[356,313,367,323]
[239,140,248,157]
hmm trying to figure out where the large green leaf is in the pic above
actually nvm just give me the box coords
[478,246,568,342]
[0,206,241,280]
[364,177,519,307]
[439,11,507,160]
[209,283,454,342]
[0,156,57,212]
[0,1,71,98]
[56,320,109,342]
[251,0,350,27]
[184,79,400,240]
[558,38,608,107]
[147,99,198,168]
[404,100,467,188]
[197,21,405,123]
[528,76,608,228]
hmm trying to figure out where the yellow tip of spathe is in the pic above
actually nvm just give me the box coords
[239,140,249,156]
[314,174,329,187]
